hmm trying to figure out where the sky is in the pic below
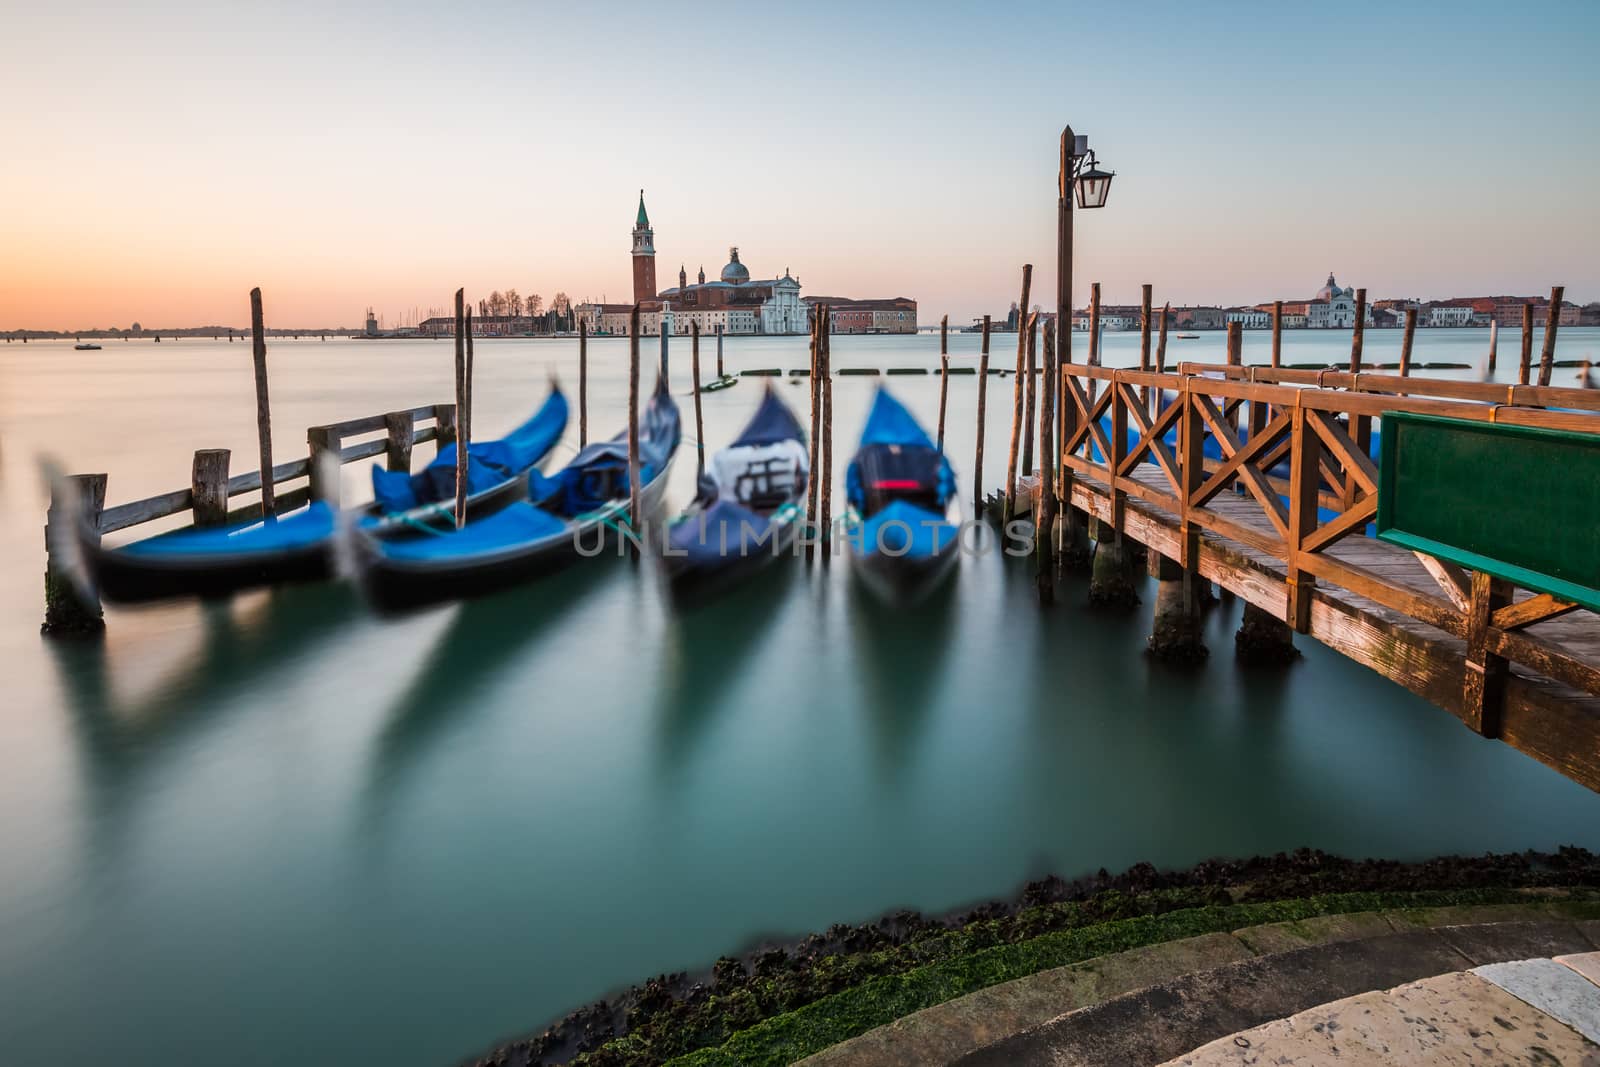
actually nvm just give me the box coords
[3,0,1598,329]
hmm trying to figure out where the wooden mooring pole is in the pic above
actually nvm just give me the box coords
[1520,302,1535,385]
[627,305,642,554]
[974,315,991,519]
[1271,301,1283,369]
[1021,311,1037,477]
[715,324,724,379]
[1155,302,1171,375]
[1400,307,1417,377]
[820,307,833,565]
[578,319,588,448]
[249,288,276,517]
[1487,318,1499,374]
[1036,318,1056,605]
[805,308,822,562]
[453,289,468,528]
[1350,288,1367,374]
[1538,285,1564,387]
[691,322,705,483]
[935,314,950,452]
[1004,265,1033,521]
[1087,282,1101,366]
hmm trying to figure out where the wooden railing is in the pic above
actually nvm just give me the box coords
[90,403,456,535]
[43,403,457,633]
[1057,363,1600,774]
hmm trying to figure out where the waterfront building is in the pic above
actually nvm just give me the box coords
[1305,273,1368,328]
[1428,301,1475,327]
[1170,306,1226,330]
[1226,307,1270,329]
[805,296,918,334]
[659,248,809,335]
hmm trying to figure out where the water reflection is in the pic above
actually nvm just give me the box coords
[847,569,958,775]
[51,584,363,771]
[651,562,799,774]
[365,563,617,807]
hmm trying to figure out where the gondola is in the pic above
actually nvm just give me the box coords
[350,376,680,613]
[662,386,807,601]
[80,385,568,603]
[842,388,960,603]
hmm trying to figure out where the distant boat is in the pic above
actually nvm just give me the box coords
[74,342,102,350]
[1176,333,1200,340]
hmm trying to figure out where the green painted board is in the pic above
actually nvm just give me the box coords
[1376,412,1600,612]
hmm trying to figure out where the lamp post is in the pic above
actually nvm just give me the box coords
[1056,125,1115,573]
[1057,126,1115,360]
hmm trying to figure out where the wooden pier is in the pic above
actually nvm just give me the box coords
[1045,361,1600,792]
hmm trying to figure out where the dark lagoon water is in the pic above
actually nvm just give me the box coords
[2,327,1598,1067]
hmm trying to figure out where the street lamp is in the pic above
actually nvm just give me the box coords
[1075,161,1115,209]
[1058,128,1115,355]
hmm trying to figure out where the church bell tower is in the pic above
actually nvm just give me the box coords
[631,190,657,304]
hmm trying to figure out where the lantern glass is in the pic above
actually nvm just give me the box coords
[1075,166,1114,209]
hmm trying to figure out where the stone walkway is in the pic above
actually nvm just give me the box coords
[1168,952,1600,1065]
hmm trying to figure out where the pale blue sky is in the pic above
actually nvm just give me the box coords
[3,0,1597,326]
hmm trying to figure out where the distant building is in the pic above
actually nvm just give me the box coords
[807,296,918,334]
[1306,273,1368,328]
[1428,301,1474,328]
[578,193,809,335]
[1225,307,1270,329]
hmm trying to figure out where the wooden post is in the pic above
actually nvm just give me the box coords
[1036,318,1056,605]
[1346,289,1371,511]
[384,411,414,473]
[191,449,231,527]
[249,288,276,517]
[434,404,457,456]
[820,307,833,564]
[1537,285,1564,387]
[1349,288,1367,374]
[1057,126,1075,370]
[1087,282,1101,366]
[43,473,107,636]
[1004,265,1033,521]
[307,425,341,505]
[936,314,950,451]
[1138,285,1153,370]
[627,305,642,553]
[1226,322,1242,366]
[974,315,991,519]
[578,319,588,448]
[1138,284,1152,412]
[1271,301,1283,369]
[1520,302,1535,385]
[659,318,669,382]
[453,289,467,528]
[1155,303,1171,374]
[464,308,475,447]
[1021,312,1037,477]
[1486,318,1499,373]
[691,322,705,483]
[1462,570,1512,737]
[1286,403,1321,633]
[805,308,823,561]
[1400,307,1417,377]
[715,323,724,379]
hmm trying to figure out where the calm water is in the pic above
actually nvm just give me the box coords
[2,327,1598,1067]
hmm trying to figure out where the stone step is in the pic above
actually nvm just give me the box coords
[799,905,1600,1067]
[953,921,1600,1067]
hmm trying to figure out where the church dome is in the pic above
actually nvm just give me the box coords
[720,247,750,285]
